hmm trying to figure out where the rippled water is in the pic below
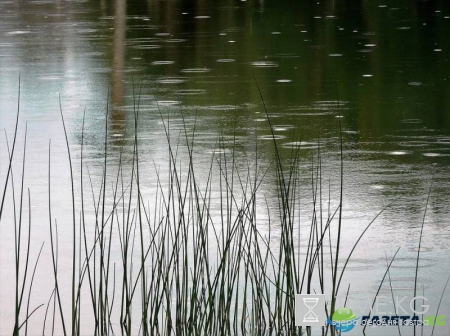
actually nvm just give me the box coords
[1,0,450,335]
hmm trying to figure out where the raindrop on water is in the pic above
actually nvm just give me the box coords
[252,61,278,68]
[388,151,412,156]
[216,59,235,63]
[152,61,175,65]
[180,68,211,73]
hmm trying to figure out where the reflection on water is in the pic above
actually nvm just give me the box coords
[1,0,450,334]
[111,0,126,144]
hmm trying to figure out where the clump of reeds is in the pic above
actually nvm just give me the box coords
[1,80,442,336]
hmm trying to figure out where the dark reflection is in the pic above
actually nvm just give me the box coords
[126,0,148,16]
[417,0,438,22]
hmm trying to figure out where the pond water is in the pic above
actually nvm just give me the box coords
[1,0,450,335]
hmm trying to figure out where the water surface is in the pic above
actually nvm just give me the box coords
[1,0,450,334]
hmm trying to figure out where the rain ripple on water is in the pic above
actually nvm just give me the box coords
[156,77,186,84]
[180,68,211,73]
[388,150,413,156]
[152,61,175,65]
[216,59,235,63]
[251,61,278,68]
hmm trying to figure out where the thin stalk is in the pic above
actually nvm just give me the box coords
[59,97,77,336]
[413,182,432,336]
[0,76,20,222]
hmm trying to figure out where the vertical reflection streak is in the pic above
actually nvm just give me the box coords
[112,0,126,136]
